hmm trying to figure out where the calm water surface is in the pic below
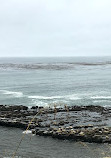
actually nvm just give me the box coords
[0,126,111,158]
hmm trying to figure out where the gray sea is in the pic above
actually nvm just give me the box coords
[0,56,111,158]
[0,56,111,108]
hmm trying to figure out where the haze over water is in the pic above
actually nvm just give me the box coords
[0,56,111,108]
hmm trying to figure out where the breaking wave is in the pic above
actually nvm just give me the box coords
[31,100,49,107]
[91,96,111,99]
[0,90,23,98]
[28,94,81,100]
[93,100,111,103]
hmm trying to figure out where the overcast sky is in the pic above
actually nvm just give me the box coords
[0,0,111,57]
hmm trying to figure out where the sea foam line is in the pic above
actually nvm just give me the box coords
[91,96,111,99]
[0,90,23,98]
[28,94,81,100]
[93,100,111,103]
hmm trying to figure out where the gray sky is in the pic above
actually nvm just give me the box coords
[0,0,111,57]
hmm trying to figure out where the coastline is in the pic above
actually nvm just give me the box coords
[0,105,111,143]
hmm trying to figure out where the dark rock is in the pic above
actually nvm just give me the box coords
[0,104,111,143]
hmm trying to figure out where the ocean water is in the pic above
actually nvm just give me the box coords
[0,56,111,108]
[0,126,111,158]
[0,56,111,158]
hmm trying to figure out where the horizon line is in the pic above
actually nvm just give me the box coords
[0,55,111,58]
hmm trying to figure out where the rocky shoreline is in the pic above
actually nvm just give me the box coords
[0,105,111,143]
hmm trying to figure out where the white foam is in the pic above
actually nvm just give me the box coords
[93,100,111,103]
[32,100,49,107]
[29,95,56,99]
[68,95,81,100]
[28,95,65,99]
[22,130,32,134]
[0,90,23,98]
[28,94,81,100]
[91,96,111,99]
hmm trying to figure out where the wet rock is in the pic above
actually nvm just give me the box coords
[31,106,38,110]
[79,131,85,137]
[59,121,65,125]
[0,104,111,143]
